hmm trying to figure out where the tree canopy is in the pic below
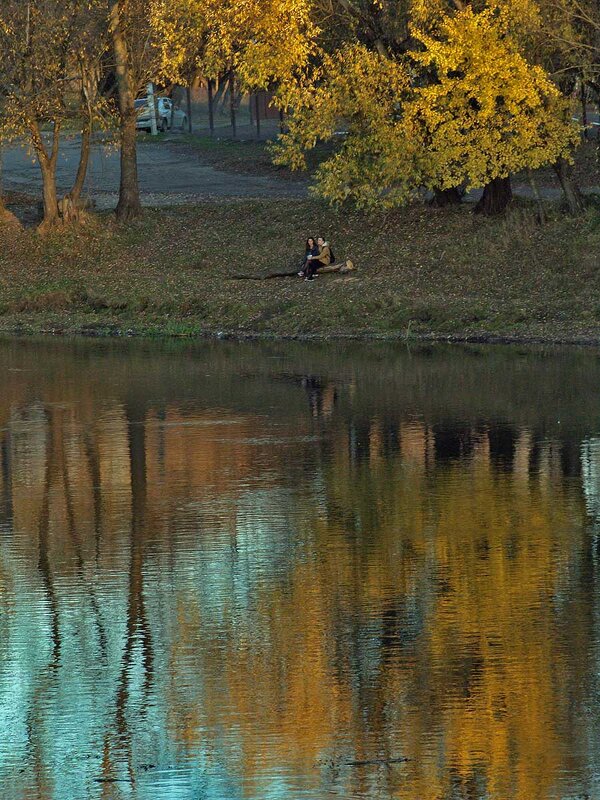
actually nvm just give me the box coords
[150,0,316,88]
[271,0,579,210]
[0,0,593,226]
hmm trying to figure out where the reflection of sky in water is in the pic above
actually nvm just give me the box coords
[582,438,600,523]
[0,339,600,799]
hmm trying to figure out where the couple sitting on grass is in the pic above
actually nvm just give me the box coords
[298,236,335,281]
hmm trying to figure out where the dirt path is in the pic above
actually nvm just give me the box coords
[2,133,308,208]
[3,132,597,211]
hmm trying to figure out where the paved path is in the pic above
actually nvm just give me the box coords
[3,132,597,209]
[2,133,307,208]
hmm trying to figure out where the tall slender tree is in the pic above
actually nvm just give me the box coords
[108,0,161,222]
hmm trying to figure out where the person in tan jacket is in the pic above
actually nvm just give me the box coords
[305,236,333,280]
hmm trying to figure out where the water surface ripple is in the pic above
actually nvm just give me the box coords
[0,338,599,800]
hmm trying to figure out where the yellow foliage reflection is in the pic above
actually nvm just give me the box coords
[0,347,593,800]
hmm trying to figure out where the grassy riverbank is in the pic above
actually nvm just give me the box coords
[2,196,600,342]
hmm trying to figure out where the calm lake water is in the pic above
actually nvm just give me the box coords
[1,337,600,800]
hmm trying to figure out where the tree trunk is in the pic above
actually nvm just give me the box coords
[474,176,512,216]
[208,78,215,136]
[62,122,92,220]
[527,169,547,224]
[213,76,227,110]
[553,157,585,216]
[72,124,91,203]
[38,160,60,230]
[229,72,237,138]
[116,114,142,221]
[109,0,142,222]
[32,122,61,231]
[255,93,261,139]
[186,85,192,133]
[430,187,463,207]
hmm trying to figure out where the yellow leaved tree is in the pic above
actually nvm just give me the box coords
[275,45,420,209]
[274,0,579,214]
[408,7,578,213]
[150,0,316,91]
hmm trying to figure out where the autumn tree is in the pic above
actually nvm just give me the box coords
[274,3,577,215]
[108,0,164,222]
[535,0,600,212]
[391,0,590,214]
[0,0,109,230]
[412,6,578,214]
[150,0,316,109]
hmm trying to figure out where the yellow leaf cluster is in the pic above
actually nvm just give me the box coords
[408,7,578,191]
[274,45,420,208]
[151,0,316,89]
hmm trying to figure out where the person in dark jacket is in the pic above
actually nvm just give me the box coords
[298,237,319,277]
[304,236,333,281]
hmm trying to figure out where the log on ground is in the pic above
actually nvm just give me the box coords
[232,259,355,281]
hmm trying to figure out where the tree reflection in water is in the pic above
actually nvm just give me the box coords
[0,338,598,800]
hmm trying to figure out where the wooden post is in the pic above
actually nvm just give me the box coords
[581,81,589,140]
[527,169,547,225]
[229,72,237,138]
[147,82,158,136]
[255,92,261,139]
[207,78,214,136]
[186,85,192,133]
[169,93,176,130]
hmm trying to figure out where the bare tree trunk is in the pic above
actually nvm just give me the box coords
[32,122,61,231]
[59,123,93,224]
[71,124,92,203]
[208,78,215,136]
[186,85,192,133]
[117,113,142,220]
[553,157,585,216]
[255,93,261,139]
[527,169,547,224]
[474,176,512,216]
[430,187,463,207]
[39,160,60,229]
[229,72,237,138]
[109,0,142,222]
[213,76,227,109]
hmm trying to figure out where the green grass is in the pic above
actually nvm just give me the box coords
[136,131,170,143]
[173,134,334,182]
[1,197,600,342]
